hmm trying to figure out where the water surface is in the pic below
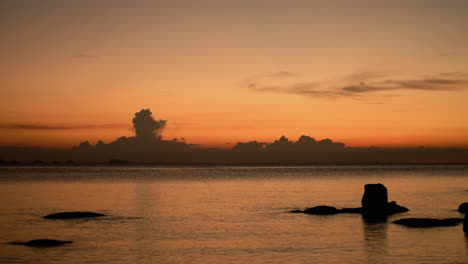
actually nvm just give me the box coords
[0,166,467,264]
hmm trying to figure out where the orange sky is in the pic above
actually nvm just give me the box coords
[1,0,468,149]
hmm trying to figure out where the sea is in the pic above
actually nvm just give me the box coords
[0,166,467,264]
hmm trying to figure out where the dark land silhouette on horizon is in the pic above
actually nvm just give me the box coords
[1,109,468,165]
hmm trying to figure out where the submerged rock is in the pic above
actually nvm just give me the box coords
[458,202,468,213]
[10,239,72,247]
[393,218,463,227]
[303,206,341,215]
[43,211,106,219]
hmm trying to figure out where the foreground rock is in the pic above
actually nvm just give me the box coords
[10,239,72,247]
[43,211,106,219]
[361,184,408,219]
[393,218,463,227]
[458,202,468,213]
[292,183,407,219]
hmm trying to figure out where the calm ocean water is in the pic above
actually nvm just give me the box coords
[0,166,467,264]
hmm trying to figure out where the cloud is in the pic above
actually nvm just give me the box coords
[132,109,167,140]
[246,71,468,99]
[0,124,129,130]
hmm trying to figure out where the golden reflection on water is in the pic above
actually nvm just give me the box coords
[0,166,467,264]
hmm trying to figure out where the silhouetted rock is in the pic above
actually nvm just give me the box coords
[361,184,408,220]
[386,201,409,214]
[293,206,363,215]
[43,211,106,219]
[362,184,388,216]
[292,184,407,219]
[393,218,463,227]
[458,202,468,213]
[290,209,303,213]
[303,206,340,215]
[10,239,72,247]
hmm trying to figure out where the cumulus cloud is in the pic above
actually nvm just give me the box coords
[132,109,167,140]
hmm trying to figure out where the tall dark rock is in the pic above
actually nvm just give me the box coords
[361,183,408,220]
[362,184,388,218]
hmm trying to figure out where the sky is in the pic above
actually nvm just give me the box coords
[1,0,468,148]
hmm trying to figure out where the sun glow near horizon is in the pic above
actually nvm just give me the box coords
[1,1,468,149]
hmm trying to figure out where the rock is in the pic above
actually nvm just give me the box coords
[393,218,463,227]
[458,202,468,213]
[290,209,303,213]
[293,184,407,219]
[10,239,72,247]
[293,206,363,215]
[361,184,408,219]
[43,211,106,219]
[303,206,341,215]
[386,201,409,214]
[362,183,388,217]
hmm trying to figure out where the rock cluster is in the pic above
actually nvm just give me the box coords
[293,183,408,220]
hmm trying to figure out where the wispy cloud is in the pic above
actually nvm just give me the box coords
[245,71,468,99]
[0,124,129,130]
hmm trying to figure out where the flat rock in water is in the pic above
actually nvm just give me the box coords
[303,206,341,215]
[292,206,363,214]
[10,239,72,247]
[393,218,463,227]
[290,209,303,213]
[43,211,106,219]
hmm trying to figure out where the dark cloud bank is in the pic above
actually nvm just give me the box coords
[1,109,468,165]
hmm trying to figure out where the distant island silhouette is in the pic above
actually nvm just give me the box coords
[1,109,468,165]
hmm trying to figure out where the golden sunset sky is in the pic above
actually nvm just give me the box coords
[1,0,468,148]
